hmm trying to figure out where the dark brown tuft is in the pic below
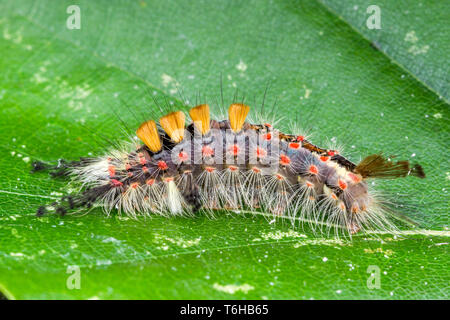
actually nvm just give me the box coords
[355,154,425,179]
[410,164,426,178]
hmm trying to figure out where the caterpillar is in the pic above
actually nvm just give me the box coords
[32,102,425,236]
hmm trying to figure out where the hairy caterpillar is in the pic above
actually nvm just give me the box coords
[32,101,425,236]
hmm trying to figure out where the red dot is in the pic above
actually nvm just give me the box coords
[280,154,291,166]
[252,167,261,173]
[289,142,300,149]
[146,179,155,186]
[327,150,335,156]
[348,172,361,183]
[158,161,168,170]
[320,156,329,162]
[202,145,214,157]
[297,135,304,142]
[256,147,267,158]
[110,179,123,187]
[338,179,347,190]
[139,157,147,165]
[228,166,238,172]
[309,165,318,175]
[108,165,116,177]
[263,133,272,141]
[205,166,215,173]
[130,182,139,189]
[125,163,132,170]
[229,144,239,156]
[178,151,189,162]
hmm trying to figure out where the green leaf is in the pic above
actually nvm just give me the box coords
[319,0,450,101]
[0,0,448,299]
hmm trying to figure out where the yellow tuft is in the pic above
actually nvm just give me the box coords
[228,103,250,132]
[136,120,161,153]
[189,104,210,135]
[160,111,186,143]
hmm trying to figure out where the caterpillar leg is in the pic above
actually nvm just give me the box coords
[32,158,94,177]
[36,195,77,217]
[36,184,111,217]
[347,222,361,235]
